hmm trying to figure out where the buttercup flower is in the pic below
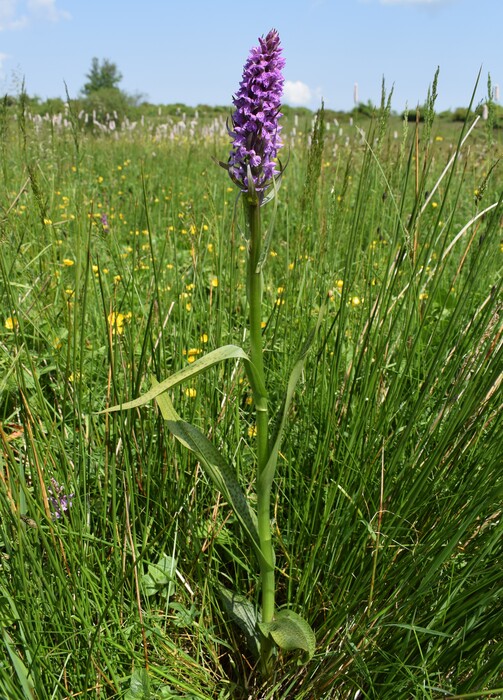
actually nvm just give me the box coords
[4,316,18,330]
[107,311,132,335]
[226,29,285,197]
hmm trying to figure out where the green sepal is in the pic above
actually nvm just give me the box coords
[258,609,316,662]
[260,154,288,207]
[245,163,260,206]
[218,587,262,659]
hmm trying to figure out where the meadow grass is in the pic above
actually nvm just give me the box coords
[0,94,502,699]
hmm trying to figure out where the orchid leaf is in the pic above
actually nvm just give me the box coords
[125,668,151,700]
[218,587,262,659]
[2,629,35,697]
[153,381,260,553]
[259,609,315,662]
[100,345,253,414]
[259,307,325,493]
[142,554,177,599]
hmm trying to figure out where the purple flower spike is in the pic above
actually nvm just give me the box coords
[227,29,285,198]
[48,477,74,519]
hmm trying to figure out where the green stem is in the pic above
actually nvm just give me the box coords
[244,195,275,672]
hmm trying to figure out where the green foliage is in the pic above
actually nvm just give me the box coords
[125,668,201,699]
[78,57,144,124]
[300,102,325,223]
[142,554,178,599]
[218,587,262,659]
[259,610,316,661]
[82,57,123,95]
[82,86,132,118]
[0,86,501,699]
[352,100,376,118]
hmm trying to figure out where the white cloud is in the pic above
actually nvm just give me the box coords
[28,0,70,22]
[284,80,313,107]
[0,0,27,30]
[0,0,69,30]
[0,0,16,22]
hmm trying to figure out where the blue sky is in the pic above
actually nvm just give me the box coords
[0,0,501,112]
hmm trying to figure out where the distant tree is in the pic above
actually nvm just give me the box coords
[79,57,149,125]
[352,100,376,119]
[82,58,123,96]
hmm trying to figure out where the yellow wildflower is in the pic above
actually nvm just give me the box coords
[4,316,18,330]
[108,311,130,335]
[184,348,202,363]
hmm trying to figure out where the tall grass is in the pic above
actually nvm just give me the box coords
[0,92,501,699]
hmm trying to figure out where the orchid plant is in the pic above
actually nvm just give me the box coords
[103,29,316,677]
